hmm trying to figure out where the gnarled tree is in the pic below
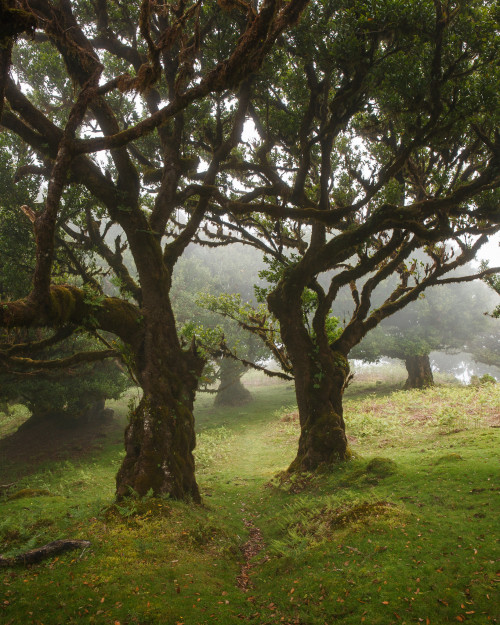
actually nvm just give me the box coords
[0,0,309,500]
[197,0,500,471]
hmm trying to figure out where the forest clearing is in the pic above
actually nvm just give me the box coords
[1,1,499,623]
[1,369,499,625]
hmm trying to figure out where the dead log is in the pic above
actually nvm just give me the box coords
[0,539,91,567]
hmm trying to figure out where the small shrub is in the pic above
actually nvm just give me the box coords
[479,374,497,385]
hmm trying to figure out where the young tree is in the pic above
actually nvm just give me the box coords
[200,0,500,471]
[0,0,309,500]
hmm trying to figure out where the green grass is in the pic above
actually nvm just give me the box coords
[0,377,499,624]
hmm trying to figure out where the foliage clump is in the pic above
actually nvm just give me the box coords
[470,373,497,386]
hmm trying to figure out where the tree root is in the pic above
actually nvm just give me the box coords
[0,539,91,567]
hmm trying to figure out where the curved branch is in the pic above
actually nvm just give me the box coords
[0,285,143,350]
[0,348,118,373]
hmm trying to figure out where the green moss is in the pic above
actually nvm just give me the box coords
[8,488,53,500]
[436,453,463,463]
[50,286,78,322]
[291,500,399,541]
[365,457,398,477]
[331,350,349,374]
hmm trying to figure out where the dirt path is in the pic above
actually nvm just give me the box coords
[236,517,267,591]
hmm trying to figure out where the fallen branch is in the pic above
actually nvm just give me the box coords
[0,483,15,493]
[0,539,91,567]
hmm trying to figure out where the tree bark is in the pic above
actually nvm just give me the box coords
[289,348,351,471]
[115,293,204,501]
[404,354,434,389]
[214,357,252,407]
[268,288,350,472]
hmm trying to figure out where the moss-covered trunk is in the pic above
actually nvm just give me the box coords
[289,349,350,471]
[116,382,200,502]
[404,354,434,389]
[268,287,350,472]
[115,281,204,501]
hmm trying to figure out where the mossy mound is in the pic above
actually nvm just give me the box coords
[268,470,317,494]
[7,488,53,500]
[327,500,396,528]
[103,498,172,523]
[365,457,398,477]
[293,500,398,541]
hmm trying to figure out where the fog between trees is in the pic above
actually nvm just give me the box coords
[0,0,499,500]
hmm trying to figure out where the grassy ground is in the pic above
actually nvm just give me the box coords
[0,374,499,625]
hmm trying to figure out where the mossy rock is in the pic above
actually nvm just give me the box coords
[365,457,397,477]
[8,488,53,500]
[436,453,463,464]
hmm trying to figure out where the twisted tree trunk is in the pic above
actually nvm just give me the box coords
[115,285,204,501]
[268,288,350,472]
[404,354,434,389]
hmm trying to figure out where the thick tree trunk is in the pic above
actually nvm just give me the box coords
[268,289,350,472]
[404,354,434,389]
[116,387,200,501]
[115,303,204,501]
[214,357,252,407]
[289,349,350,471]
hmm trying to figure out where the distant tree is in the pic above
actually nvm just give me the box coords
[172,246,268,406]
[351,278,497,388]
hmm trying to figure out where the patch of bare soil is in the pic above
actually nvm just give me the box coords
[236,517,267,592]
[0,412,124,483]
